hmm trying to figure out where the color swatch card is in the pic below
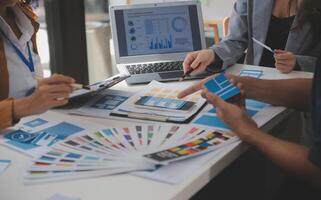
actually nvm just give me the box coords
[144,131,237,165]
[111,81,206,122]
[0,160,11,175]
[239,69,263,78]
[23,123,238,184]
[70,89,132,119]
[205,73,241,101]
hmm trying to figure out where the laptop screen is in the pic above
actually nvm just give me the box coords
[114,5,202,57]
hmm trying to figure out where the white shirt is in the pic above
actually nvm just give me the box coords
[0,6,43,99]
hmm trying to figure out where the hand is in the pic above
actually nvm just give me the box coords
[177,73,245,99]
[177,74,215,99]
[274,50,296,74]
[183,49,215,75]
[13,74,75,119]
[202,89,259,142]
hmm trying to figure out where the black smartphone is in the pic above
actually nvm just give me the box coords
[135,96,195,111]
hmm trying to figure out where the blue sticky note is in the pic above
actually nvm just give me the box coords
[24,118,48,128]
[208,107,257,117]
[239,70,263,78]
[246,99,267,109]
[205,74,241,101]
[194,115,229,129]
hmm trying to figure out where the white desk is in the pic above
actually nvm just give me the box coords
[0,64,313,200]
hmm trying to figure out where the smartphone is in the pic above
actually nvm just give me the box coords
[135,96,195,111]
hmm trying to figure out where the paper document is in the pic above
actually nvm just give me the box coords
[69,89,133,118]
[111,81,207,122]
[0,112,110,157]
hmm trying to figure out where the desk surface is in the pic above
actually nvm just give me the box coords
[0,64,313,200]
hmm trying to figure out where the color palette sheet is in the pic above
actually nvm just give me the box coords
[24,123,238,184]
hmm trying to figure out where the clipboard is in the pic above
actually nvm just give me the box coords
[69,74,130,99]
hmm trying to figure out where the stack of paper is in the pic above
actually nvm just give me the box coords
[23,123,238,184]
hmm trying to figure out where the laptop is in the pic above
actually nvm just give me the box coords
[110,1,209,84]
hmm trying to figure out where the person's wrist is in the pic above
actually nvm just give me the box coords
[238,76,258,99]
[241,126,263,144]
[13,96,34,120]
[208,49,216,64]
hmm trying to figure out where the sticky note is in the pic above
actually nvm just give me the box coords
[0,160,11,175]
[239,70,263,78]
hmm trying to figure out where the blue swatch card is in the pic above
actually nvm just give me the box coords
[205,73,241,100]
[239,70,263,78]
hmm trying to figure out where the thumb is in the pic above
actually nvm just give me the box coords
[206,92,226,110]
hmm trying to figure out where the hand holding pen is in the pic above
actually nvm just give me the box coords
[274,50,297,73]
[13,74,75,120]
[252,37,297,74]
[182,49,216,78]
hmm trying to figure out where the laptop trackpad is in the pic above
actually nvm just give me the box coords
[159,71,184,79]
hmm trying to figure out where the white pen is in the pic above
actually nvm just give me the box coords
[252,37,275,53]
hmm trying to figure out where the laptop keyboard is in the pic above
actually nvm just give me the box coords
[126,61,183,75]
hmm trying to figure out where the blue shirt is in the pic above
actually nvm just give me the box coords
[309,58,321,168]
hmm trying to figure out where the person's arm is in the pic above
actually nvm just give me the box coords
[233,76,313,111]
[182,0,250,75]
[0,74,74,131]
[202,91,321,187]
[178,75,312,112]
[249,128,321,187]
[210,0,249,69]
[0,99,15,130]
[13,74,74,120]
[295,55,318,72]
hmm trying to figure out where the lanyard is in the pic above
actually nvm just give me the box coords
[0,29,35,74]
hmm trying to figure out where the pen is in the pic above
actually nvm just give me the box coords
[180,68,226,82]
[252,37,275,53]
[179,67,196,82]
[34,76,89,90]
